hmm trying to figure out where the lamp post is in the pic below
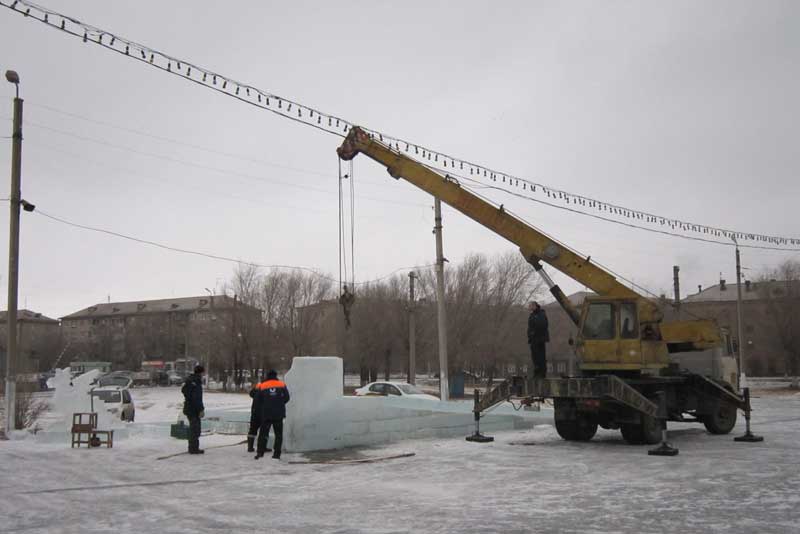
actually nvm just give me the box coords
[5,70,27,434]
[204,288,213,386]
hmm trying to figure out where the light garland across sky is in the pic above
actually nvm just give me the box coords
[2,0,799,250]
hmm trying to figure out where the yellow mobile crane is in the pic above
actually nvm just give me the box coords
[338,127,759,452]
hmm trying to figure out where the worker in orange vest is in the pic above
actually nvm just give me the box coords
[253,369,290,460]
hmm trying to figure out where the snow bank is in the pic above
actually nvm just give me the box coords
[206,356,550,452]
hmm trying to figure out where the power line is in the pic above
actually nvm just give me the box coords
[34,208,432,286]
[23,101,384,190]
[449,171,800,253]
[18,118,430,209]
[2,0,798,250]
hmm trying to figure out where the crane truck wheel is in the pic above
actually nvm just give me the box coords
[702,399,738,434]
[553,399,598,441]
[555,417,598,441]
[620,415,661,445]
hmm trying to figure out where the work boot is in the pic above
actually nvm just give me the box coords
[254,452,264,460]
[246,437,255,453]
[188,449,205,455]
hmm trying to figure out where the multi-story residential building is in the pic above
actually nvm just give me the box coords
[60,295,263,371]
[0,309,61,373]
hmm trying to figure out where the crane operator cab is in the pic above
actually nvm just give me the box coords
[575,296,737,386]
[575,297,670,375]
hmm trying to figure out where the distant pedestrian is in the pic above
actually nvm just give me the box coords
[182,365,206,454]
[527,302,549,379]
[253,369,290,460]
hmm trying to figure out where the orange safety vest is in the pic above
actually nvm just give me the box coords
[256,379,286,390]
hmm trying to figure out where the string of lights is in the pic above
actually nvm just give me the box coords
[2,0,798,249]
[35,208,434,286]
[447,170,800,253]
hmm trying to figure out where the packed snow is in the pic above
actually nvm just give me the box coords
[1,380,798,533]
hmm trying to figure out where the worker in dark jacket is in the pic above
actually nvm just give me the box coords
[254,369,290,460]
[181,365,206,454]
[247,380,272,454]
[527,302,550,379]
[247,383,259,453]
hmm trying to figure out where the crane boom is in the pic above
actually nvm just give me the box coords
[337,127,658,322]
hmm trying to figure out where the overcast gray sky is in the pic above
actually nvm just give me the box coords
[0,0,798,319]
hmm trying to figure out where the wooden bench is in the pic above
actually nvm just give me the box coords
[71,413,114,448]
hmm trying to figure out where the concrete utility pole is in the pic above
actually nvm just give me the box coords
[673,265,681,317]
[734,241,746,389]
[5,70,23,434]
[408,271,417,385]
[434,198,449,401]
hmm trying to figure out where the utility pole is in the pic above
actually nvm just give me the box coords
[673,266,681,317]
[434,198,449,401]
[232,294,239,390]
[5,71,23,434]
[734,240,746,389]
[408,271,417,385]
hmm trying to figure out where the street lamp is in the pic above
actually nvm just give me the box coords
[203,288,214,386]
[4,70,24,434]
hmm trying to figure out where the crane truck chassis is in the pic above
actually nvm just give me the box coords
[336,126,763,454]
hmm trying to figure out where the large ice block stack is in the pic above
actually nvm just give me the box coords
[274,356,547,452]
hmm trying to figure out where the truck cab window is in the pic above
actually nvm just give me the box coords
[582,303,615,340]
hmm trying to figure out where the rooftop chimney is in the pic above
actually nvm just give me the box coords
[720,279,727,291]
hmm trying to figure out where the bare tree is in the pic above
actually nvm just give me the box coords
[758,260,800,388]
[228,265,335,373]
[411,251,545,380]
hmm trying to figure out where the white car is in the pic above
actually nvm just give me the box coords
[90,386,135,422]
[354,381,439,401]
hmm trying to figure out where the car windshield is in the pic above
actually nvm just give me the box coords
[397,384,425,395]
[92,390,121,403]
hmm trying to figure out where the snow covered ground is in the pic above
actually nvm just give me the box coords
[1,385,798,533]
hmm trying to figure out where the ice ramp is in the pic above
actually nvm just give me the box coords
[206,357,552,452]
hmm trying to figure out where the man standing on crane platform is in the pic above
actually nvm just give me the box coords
[527,302,549,378]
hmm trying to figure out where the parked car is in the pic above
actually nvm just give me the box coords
[167,372,184,386]
[90,386,135,422]
[97,373,134,389]
[354,381,439,401]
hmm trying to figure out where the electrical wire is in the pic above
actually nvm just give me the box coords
[20,102,390,191]
[338,157,345,292]
[17,118,430,209]
[3,0,798,249]
[350,159,355,287]
[444,168,800,253]
[34,207,433,286]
